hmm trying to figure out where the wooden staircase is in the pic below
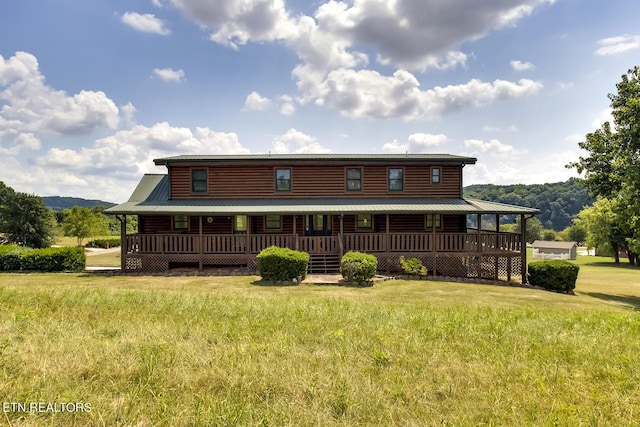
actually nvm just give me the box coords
[308,254,341,274]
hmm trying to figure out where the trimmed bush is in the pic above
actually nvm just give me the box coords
[0,246,86,272]
[340,251,378,284]
[528,260,579,293]
[0,245,33,271]
[399,256,428,276]
[86,238,121,248]
[256,246,309,282]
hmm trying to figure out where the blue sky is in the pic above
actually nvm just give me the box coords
[1,0,639,202]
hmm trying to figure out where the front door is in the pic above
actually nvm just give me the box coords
[306,215,332,236]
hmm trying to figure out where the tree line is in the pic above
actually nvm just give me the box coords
[0,182,134,248]
[464,178,593,232]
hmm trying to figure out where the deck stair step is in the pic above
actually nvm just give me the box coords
[308,254,341,274]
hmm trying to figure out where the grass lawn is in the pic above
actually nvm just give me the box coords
[1,256,639,425]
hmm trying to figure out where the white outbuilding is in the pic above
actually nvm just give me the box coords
[532,241,578,260]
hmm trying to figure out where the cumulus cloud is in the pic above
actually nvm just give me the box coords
[170,0,298,48]
[0,51,120,147]
[315,68,543,120]
[167,0,552,120]
[510,60,534,71]
[595,34,640,55]
[383,133,448,153]
[34,122,251,200]
[270,128,332,154]
[243,91,272,111]
[152,67,186,82]
[121,12,171,35]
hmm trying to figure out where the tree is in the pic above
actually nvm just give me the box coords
[541,229,557,241]
[575,198,628,263]
[0,188,57,248]
[568,66,640,265]
[62,206,109,246]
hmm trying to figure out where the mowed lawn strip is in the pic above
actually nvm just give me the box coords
[1,257,639,426]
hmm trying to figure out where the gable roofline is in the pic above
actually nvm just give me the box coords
[153,153,477,166]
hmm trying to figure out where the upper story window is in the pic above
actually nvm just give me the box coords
[191,169,208,193]
[174,215,189,231]
[275,168,291,192]
[346,168,362,191]
[388,168,404,191]
[431,167,441,185]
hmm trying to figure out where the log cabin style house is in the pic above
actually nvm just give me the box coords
[105,154,538,283]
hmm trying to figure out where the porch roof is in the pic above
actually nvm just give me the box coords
[105,174,539,216]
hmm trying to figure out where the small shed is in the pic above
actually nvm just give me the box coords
[532,241,578,260]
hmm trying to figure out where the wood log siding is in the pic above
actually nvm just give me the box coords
[169,164,462,199]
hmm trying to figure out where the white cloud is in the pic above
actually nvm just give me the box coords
[0,130,40,155]
[122,12,171,35]
[483,124,518,132]
[0,51,120,139]
[278,95,296,115]
[595,34,640,56]
[271,128,331,154]
[170,0,298,48]
[464,138,519,156]
[151,0,163,7]
[315,68,543,120]
[510,60,534,71]
[34,122,250,200]
[382,133,447,153]
[591,108,613,128]
[313,0,554,71]
[243,91,272,111]
[152,67,185,82]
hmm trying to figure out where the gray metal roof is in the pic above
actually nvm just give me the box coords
[532,240,577,249]
[154,153,477,165]
[105,174,539,216]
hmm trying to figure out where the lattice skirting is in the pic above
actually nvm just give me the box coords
[124,252,524,283]
[377,253,523,283]
[124,254,254,272]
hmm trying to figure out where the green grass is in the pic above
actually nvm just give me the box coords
[0,257,639,425]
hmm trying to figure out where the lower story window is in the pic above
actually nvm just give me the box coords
[174,215,188,231]
[235,215,247,233]
[357,213,373,229]
[425,214,441,229]
[265,215,281,230]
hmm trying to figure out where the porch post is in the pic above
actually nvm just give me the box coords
[477,214,482,253]
[119,215,126,271]
[293,215,297,250]
[198,216,203,271]
[386,214,390,274]
[246,215,252,266]
[521,213,528,284]
[432,214,437,277]
[340,214,344,258]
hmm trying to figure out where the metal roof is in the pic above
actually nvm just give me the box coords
[105,174,539,216]
[532,240,577,249]
[153,153,477,165]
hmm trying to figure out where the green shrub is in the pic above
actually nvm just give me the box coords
[86,238,121,248]
[256,246,309,282]
[0,245,33,271]
[528,260,579,293]
[340,251,378,284]
[399,256,428,276]
[0,246,85,272]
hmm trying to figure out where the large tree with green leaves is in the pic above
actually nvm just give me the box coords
[568,66,640,265]
[0,183,57,248]
[62,206,109,246]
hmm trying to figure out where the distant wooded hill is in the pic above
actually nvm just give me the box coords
[464,178,594,231]
[43,196,115,211]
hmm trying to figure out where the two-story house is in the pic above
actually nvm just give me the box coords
[105,154,538,283]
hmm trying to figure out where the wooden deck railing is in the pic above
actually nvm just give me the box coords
[124,231,522,255]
